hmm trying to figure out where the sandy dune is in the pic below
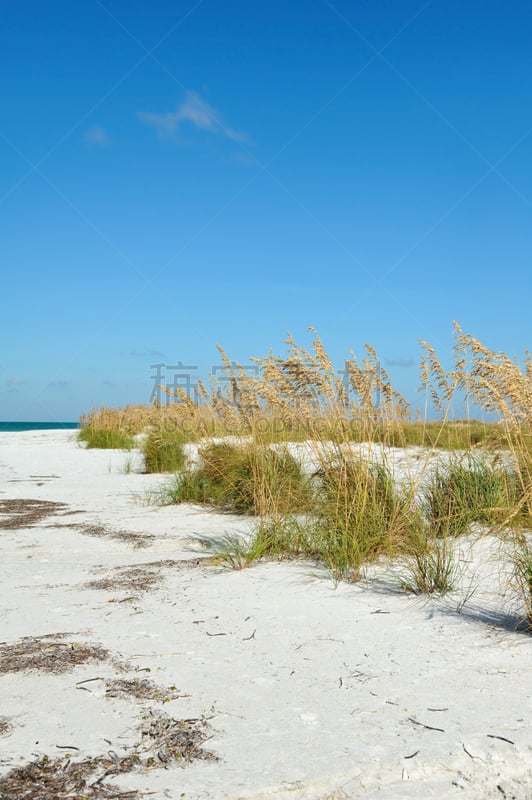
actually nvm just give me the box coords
[0,430,531,799]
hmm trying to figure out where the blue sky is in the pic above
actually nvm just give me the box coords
[1,0,531,420]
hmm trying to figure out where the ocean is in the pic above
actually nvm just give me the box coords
[0,422,79,432]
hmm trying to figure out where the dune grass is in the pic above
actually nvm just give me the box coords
[514,537,532,629]
[401,534,457,595]
[204,462,423,580]
[307,456,421,580]
[78,427,135,450]
[143,428,188,473]
[80,323,532,614]
[422,458,522,538]
[168,442,312,516]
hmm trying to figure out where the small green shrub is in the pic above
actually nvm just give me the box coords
[401,532,456,595]
[143,429,187,473]
[423,459,518,537]
[309,457,422,580]
[209,459,424,581]
[508,451,532,528]
[78,428,135,450]
[172,443,311,515]
[207,532,276,570]
[205,516,324,570]
[252,516,320,562]
[514,538,532,629]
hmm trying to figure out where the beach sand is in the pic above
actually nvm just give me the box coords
[0,430,531,798]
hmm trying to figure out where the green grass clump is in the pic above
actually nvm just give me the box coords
[78,428,135,450]
[309,457,422,580]
[514,538,532,630]
[214,458,422,579]
[167,443,312,516]
[143,429,188,473]
[206,516,324,570]
[510,445,532,527]
[422,459,518,537]
[401,531,456,595]
[206,531,279,570]
[207,458,424,581]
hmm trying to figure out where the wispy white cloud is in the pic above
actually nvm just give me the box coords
[84,126,111,146]
[7,377,27,386]
[138,91,246,143]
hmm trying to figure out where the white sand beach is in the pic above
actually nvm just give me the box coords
[0,430,531,799]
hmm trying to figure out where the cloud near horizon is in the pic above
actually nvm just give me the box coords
[138,91,246,143]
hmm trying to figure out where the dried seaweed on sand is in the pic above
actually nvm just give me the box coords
[86,558,216,594]
[104,677,181,703]
[0,711,216,799]
[79,524,155,550]
[0,754,141,800]
[0,499,69,530]
[0,635,109,675]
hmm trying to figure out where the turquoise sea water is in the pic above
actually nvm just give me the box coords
[0,422,79,432]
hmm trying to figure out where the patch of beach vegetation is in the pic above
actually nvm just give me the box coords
[79,323,532,623]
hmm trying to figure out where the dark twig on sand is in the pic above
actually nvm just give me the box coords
[487,734,515,745]
[407,717,444,733]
